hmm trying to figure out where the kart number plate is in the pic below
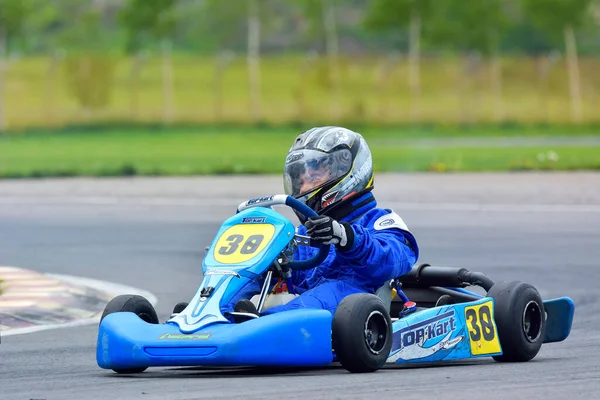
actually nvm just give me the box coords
[213,224,275,264]
[464,300,502,356]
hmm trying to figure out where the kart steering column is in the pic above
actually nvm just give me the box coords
[236,194,330,271]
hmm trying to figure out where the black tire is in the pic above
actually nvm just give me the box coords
[332,293,393,373]
[172,302,189,315]
[487,281,546,362]
[100,294,159,374]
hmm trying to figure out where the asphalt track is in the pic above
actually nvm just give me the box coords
[0,173,599,400]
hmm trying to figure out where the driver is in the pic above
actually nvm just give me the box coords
[233,126,419,316]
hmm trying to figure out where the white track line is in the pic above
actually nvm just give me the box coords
[1,195,600,213]
[1,274,157,337]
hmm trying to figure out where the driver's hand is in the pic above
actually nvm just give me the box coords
[304,216,355,251]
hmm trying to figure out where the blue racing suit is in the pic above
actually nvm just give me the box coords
[225,192,419,315]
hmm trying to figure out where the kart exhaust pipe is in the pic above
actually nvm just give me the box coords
[399,264,495,291]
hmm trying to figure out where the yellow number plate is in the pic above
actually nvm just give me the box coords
[464,300,502,356]
[213,224,275,264]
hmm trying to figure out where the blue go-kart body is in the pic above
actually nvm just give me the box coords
[96,195,575,373]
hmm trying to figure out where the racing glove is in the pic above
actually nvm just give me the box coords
[304,215,355,251]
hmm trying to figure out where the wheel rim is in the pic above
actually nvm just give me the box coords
[522,301,543,342]
[364,310,388,355]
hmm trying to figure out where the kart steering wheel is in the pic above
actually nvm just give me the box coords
[236,194,330,271]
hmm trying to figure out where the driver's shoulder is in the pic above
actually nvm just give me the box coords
[355,207,395,223]
[356,208,411,233]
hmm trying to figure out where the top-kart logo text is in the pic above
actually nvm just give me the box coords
[396,310,457,350]
[158,333,211,340]
[247,196,274,205]
[242,217,266,223]
[388,310,464,362]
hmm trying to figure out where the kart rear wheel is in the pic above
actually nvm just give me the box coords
[487,281,546,362]
[100,294,159,374]
[332,293,393,373]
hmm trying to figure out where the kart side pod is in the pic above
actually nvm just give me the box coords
[397,264,574,346]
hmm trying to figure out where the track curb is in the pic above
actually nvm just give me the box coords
[0,266,156,337]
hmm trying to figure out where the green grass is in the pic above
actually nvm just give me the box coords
[3,55,600,130]
[1,126,599,178]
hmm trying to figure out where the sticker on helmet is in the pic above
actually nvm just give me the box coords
[321,191,339,208]
[373,212,410,232]
[286,152,304,164]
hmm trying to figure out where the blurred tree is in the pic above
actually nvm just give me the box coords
[522,0,597,122]
[119,0,177,53]
[0,1,103,123]
[26,1,120,121]
[0,0,36,52]
[293,0,342,120]
[182,0,247,52]
[365,0,435,122]
[0,0,37,130]
[426,0,513,121]
[42,0,122,53]
[62,8,117,117]
[181,0,247,121]
[247,0,261,122]
[119,0,179,123]
[197,0,280,122]
[501,20,556,55]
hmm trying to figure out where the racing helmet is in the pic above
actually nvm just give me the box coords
[283,126,374,216]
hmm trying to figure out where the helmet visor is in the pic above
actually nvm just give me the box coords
[284,148,353,198]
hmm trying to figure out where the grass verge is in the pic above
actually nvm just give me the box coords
[1,126,599,178]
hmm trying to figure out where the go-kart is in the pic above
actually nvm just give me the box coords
[96,194,575,374]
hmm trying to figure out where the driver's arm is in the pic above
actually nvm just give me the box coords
[337,223,418,287]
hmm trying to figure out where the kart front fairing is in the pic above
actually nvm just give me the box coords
[168,207,297,333]
[97,200,336,371]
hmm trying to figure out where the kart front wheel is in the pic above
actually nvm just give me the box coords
[488,281,546,362]
[332,293,393,373]
[100,294,159,374]
[172,302,189,314]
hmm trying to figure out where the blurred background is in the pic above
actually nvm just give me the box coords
[0,0,599,177]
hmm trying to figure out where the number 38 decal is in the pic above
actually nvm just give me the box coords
[464,300,502,356]
[213,224,275,264]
